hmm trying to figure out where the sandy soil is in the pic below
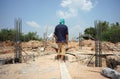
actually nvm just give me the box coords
[0,40,120,79]
[0,54,109,79]
[0,54,60,79]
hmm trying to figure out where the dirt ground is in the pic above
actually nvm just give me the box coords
[0,40,120,79]
[0,54,109,79]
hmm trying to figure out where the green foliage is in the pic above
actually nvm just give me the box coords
[100,21,109,32]
[0,29,42,41]
[84,27,95,38]
[84,21,120,43]
[0,29,15,41]
[23,32,42,41]
[102,22,120,43]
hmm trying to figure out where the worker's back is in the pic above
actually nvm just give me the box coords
[54,24,68,43]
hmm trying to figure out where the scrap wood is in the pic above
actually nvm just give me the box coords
[104,43,120,51]
[51,46,75,52]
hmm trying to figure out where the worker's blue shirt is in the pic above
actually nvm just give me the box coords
[54,24,68,43]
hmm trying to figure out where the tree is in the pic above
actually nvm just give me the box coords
[0,29,42,42]
[109,22,120,43]
[7,29,15,41]
[84,21,120,43]
[100,21,109,32]
[0,29,9,41]
[84,27,95,38]
[23,32,41,41]
[100,22,120,43]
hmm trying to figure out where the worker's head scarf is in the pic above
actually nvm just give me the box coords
[59,18,65,24]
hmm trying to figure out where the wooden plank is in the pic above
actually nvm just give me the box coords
[59,62,72,79]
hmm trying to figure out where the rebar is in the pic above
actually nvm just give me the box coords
[95,20,102,67]
[79,33,82,49]
[14,18,22,63]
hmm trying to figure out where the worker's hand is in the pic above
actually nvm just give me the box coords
[66,41,68,45]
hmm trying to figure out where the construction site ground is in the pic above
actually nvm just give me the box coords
[0,54,108,79]
[0,40,120,79]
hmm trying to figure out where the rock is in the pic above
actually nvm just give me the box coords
[101,67,120,79]
[40,47,45,52]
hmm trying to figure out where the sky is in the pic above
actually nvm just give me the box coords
[0,0,120,39]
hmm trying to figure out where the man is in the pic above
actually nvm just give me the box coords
[54,18,69,62]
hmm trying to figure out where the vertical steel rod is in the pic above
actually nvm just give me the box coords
[95,20,102,67]
[14,18,22,63]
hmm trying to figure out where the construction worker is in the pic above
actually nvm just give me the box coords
[54,18,69,62]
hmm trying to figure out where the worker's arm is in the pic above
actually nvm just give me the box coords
[66,34,69,44]
[54,34,57,43]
